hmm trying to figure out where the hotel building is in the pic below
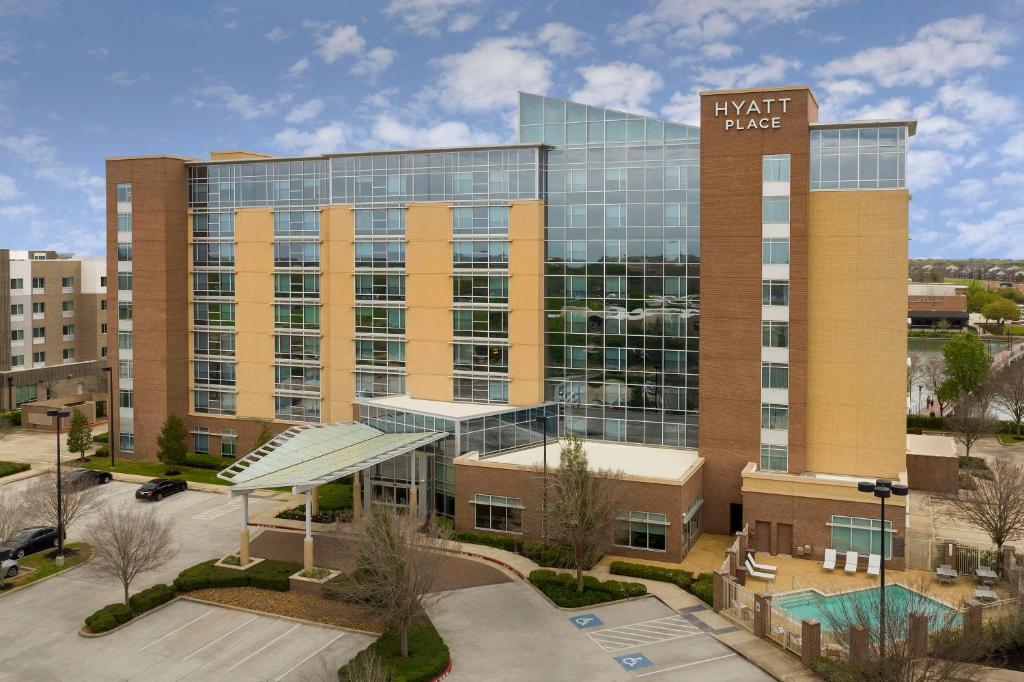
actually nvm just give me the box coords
[106,85,937,566]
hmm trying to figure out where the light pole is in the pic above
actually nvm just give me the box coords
[536,412,550,546]
[101,366,115,466]
[46,408,70,566]
[857,478,908,680]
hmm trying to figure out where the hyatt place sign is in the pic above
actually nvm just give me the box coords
[714,97,792,130]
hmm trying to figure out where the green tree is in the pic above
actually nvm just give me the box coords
[156,414,188,465]
[966,282,998,314]
[255,423,273,450]
[66,408,92,461]
[939,331,992,403]
[982,298,1020,324]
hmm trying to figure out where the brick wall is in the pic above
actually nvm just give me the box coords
[906,453,958,495]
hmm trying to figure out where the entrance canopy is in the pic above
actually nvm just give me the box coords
[218,422,445,494]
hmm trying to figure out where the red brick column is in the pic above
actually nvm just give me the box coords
[801,619,821,666]
[965,601,982,639]
[735,566,747,586]
[713,570,726,612]
[907,613,928,658]
[753,593,770,638]
[738,529,749,564]
[849,624,869,668]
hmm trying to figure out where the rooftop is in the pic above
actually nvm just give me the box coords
[357,395,554,420]
[907,433,957,458]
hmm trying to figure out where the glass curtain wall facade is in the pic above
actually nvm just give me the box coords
[519,94,701,447]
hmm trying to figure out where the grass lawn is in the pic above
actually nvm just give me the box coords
[74,456,230,486]
[318,480,353,511]
[1,542,92,592]
[999,433,1024,445]
[0,460,30,478]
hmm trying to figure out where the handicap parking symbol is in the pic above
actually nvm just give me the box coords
[569,613,603,629]
[614,653,654,671]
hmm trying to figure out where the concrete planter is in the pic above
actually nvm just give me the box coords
[214,555,265,571]
[288,568,340,597]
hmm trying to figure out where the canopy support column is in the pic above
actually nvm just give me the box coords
[353,472,363,525]
[239,492,250,565]
[303,489,314,572]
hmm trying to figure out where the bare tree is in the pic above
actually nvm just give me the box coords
[86,506,177,604]
[957,457,1024,553]
[25,472,98,537]
[543,435,623,593]
[946,392,995,458]
[342,648,393,682]
[0,492,29,587]
[918,355,949,417]
[325,505,450,659]
[993,361,1024,435]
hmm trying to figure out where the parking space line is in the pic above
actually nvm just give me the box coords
[164,493,217,515]
[182,615,259,661]
[273,632,345,681]
[194,498,242,521]
[587,616,705,653]
[616,622,696,636]
[140,608,216,651]
[634,653,737,677]
[227,623,300,671]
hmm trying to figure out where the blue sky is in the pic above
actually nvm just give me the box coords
[0,0,1022,258]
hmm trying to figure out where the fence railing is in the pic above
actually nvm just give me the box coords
[905,537,996,575]
[720,576,756,631]
[767,603,803,655]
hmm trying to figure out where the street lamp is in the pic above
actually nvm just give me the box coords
[101,366,115,467]
[857,478,908,679]
[46,408,70,566]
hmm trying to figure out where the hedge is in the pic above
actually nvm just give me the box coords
[453,530,583,570]
[528,569,646,608]
[907,414,945,430]
[608,561,715,606]
[184,453,232,470]
[92,432,109,443]
[338,620,450,682]
[173,558,301,593]
[85,603,134,633]
[128,583,177,614]
[0,461,30,479]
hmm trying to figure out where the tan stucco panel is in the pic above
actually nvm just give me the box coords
[508,200,545,405]
[233,208,275,419]
[322,205,355,421]
[405,203,453,402]
[806,190,909,477]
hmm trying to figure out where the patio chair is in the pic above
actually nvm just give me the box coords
[975,587,998,603]
[747,552,778,572]
[867,554,881,577]
[744,557,776,582]
[844,551,859,574]
[823,548,837,571]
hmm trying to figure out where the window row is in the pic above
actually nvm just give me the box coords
[452,206,509,236]
[274,242,319,268]
[274,364,321,391]
[274,395,321,422]
[355,241,404,268]
[194,302,235,327]
[274,210,319,237]
[454,377,508,404]
[356,274,405,301]
[194,389,236,415]
[193,272,235,297]
[275,304,320,330]
[195,331,236,357]
[194,360,236,386]
[274,273,320,299]
[355,371,406,398]
[547,238,695,264]
[355,307,405,335]
[274,333,319,361]
[473,494,523,533]
[614,511,668,551]
[546,202,699,231]
[452,241,509,269]
[453,275,507,304]
[453,309,507,339]
[453,343,508,374]
[355,208,404,236]
[355,339,406,367]
[548,275,696,301]
[193,212,234,238]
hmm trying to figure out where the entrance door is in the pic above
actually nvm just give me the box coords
[729,504,743,534]
[755,521,771,554]
[777,523,794,556]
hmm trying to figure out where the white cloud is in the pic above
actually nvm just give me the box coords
[909,148,962,190]
[371,114,501,148]
[816,78,874,120]
[695,55,800,90]
[570,62,663,115]
[352,47,397,78]
[448,13,479,32]
[0,173,17,200]
[816,15,1013,88]
[1001,132,1024,161]
[952,207,1024,256]
[964,152,988,169]
[661,90,700,126]
[273,122,347,156]
[106,71,150,87]
[701,42,740,60]
[495,10,519,31]
[384,0,481,37]
[0,133,103,209]
[537,22,589,56]
[265,26,291,43]
[995,171,1024,187]
[192,84,288,120]
[848,97,912,121]
[285,99,324,124]
[436,37,551,112]
[914,115,977,151]
[0,203,37,219]
[315,24,365,63]
[947,178,987,202]
[911,229,942,244]
[287,58,310,77]
[0,41,16,64]
[87,47,109,60]
[936,78,1017,125]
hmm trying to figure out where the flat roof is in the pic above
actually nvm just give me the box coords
[189,143,548,165]
[475,441,701,481]
[907,433,957,458]
[811,119,917,136]
[356,395,548,420]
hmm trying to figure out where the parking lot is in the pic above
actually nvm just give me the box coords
[431,582,772,681]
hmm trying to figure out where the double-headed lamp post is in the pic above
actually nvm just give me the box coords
[857,478,908,679]
[46,408,71,566]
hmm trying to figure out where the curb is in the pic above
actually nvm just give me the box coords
[0,466,43,486]
[431,657,453,681]
[179,594,384,637]
[0,548,93,599]
[453,549,527,580]
[78,596,181,638]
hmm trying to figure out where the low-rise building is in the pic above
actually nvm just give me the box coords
[908,283,968,328]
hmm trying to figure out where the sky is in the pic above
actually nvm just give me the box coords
[0,0,1022,258]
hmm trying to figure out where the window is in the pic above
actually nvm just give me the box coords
[119,301,133,320]
[119,431,135,453]
[31,277,44,291]
[355,339,406,368]
[274,273,320,299]
[452,275,507,304]
[62,300,74,313]
[453,309,507,339]
[32,326,44,339]
[32,302,44,314]
[117,243,132,262]
[194,361,237,386]
[11,355,23,367]
[354,306,403,334]
[62,324,75,338]
[274,364,321,390]
[10,330,23,341]
[354,241,404,268]
[761,403,788,430]
[762,239,790,265]
[762,197,790,224]
[192,272,235,297]
[10,278,22,290]
[15,384,36,404]
[273,241,318,268]
[452,241,509,269]
[761,362,789,389]
[273,210,321,237]
[473,494,523,533]
[116,183,132,202]
[100,294,107,306]
[117,272,133,291]
[762,321,789,348]
[605,167,626,191]
[274,304,320,330]
[614,511,668,551]
[762,154,791,182]
[118,331,133,349]
[355,371,405,398]
[194,389,236,415]
[760,444,788,472]
[117,213,132,233]
[193,242,236,267]
[61,276,74,289]
[101,323,107,334]
[119,360,133,379]
[604,347,625,370]
[100,346,107,358]
[119,389,133,408]
[356,274,405,302]
[453,343,508,373]
[10,304,23,316]
[354,208,404,236]
[452,207,508,236]
[194,331,236,357]
[830,515,893,559]
[194,302,236,327]
[762,280,789,306]
[221,432,237,457]
[811,127,907,190]
[453,377,508,403]
[193,211,234,238]
[193,431,210,455]
[274,334,319,361]
[62,348,74,361]
[274,395,320,422]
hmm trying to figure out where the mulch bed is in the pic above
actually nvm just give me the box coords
[187,587,386,634]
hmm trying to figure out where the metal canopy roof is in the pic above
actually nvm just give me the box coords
[218,422,445,493]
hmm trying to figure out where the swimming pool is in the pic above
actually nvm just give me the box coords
[775,584,956,631]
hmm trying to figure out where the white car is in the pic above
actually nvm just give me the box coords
[1,556,17,579]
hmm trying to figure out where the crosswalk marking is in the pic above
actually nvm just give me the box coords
[587,616,703,653]
[193,497,242,520]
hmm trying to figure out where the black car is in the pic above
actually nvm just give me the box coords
[1,527,61,559]
[65,469,113,488]
[135,478,187,501]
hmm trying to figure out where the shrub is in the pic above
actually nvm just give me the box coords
[0,461,30,479]
[691,573,715,606]
[95,445,109,457]
[129,583,177,614]
[276,505,336,523]
[2,410,21,426]
[811,655,860,682]
[172,558,301,593]
[908,414,945,430]
[528,569,646,607]
[85,603,134,633]
[452,530,581,569]
[339,620,450,682]
[609,561,694,590]
[92,431,109,443]
[185,453,230,470]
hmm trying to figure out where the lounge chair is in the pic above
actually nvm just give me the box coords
[844,551,859,573]
[747,552,778,572]
[975,587,998,602]
[823,548,837,571]
[744,558,776,582]
[867,554,881,577]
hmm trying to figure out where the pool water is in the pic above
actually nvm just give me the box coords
[776,585,956,631]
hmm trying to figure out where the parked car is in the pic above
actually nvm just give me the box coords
[135,478,187,501]
[1,527,61,559]
[1,549,17,579]
[65,469,113,488]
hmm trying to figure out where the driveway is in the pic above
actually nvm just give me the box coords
[430,582,771,681]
